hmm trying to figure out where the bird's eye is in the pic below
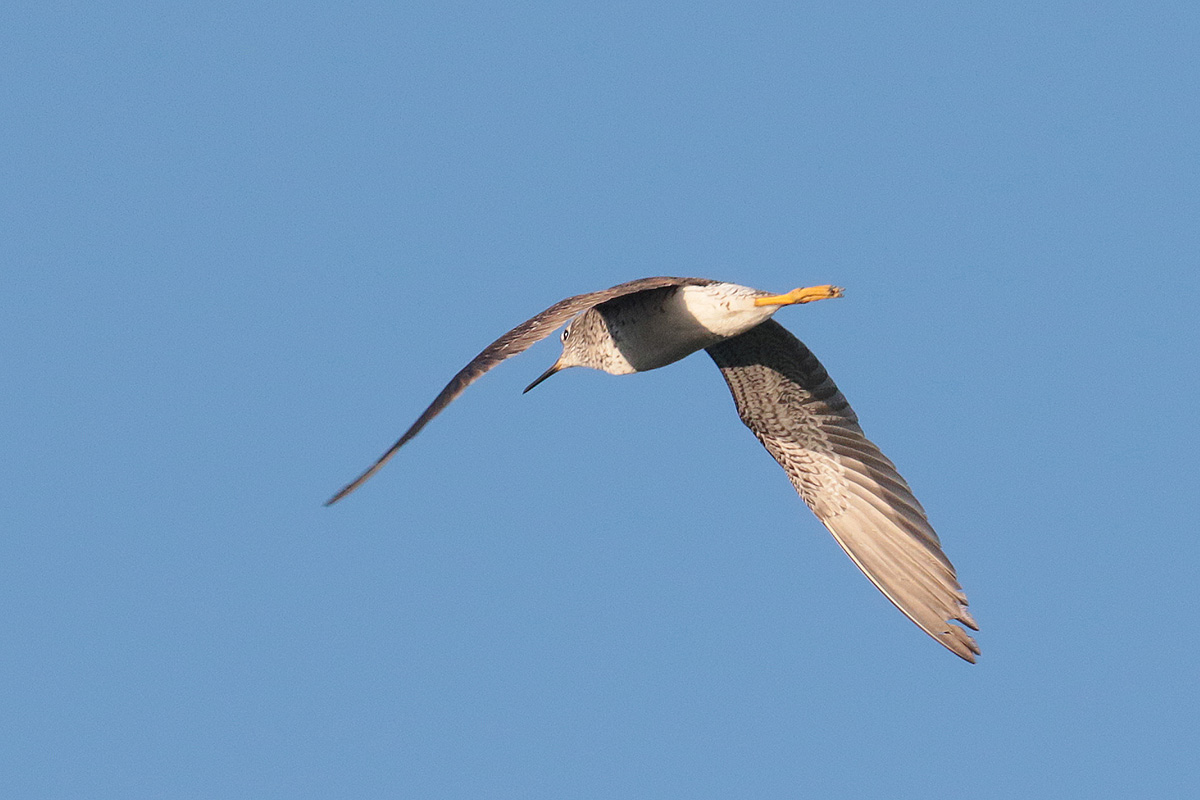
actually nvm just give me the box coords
[561,328,570,342]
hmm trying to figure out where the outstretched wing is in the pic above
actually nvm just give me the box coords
[326,276,716,505]
[706,320,979,662]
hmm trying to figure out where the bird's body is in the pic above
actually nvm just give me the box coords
[585,283,780,373]
[328,277,980,662]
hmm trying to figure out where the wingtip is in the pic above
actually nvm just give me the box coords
[942,623,981,663]
[323,472,370,506]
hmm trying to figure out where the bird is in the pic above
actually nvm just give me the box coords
[326,277,980,662]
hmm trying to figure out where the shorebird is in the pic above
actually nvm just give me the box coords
[327,277,979,662]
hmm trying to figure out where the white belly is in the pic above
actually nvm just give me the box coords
[603,283,777,372]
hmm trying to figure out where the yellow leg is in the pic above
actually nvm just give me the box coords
[753,284,844,307]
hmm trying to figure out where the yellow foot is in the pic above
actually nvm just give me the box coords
[753,284,844,307]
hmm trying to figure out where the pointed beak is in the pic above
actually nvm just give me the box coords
[523,360,564,394]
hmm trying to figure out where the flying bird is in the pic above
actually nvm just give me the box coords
[327,277,979,662]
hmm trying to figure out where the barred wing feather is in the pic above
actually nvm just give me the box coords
[706,320,979,662]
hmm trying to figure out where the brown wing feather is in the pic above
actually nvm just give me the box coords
[326,276,716,505]
[706,320,979,662]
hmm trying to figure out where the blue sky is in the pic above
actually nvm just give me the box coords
[4,2,1198,797]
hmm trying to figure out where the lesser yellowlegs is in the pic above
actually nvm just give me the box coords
[327,277,979,662]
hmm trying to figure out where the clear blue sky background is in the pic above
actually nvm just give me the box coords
[4,2,1198,797]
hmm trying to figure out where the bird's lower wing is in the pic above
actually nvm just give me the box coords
[706,320,979,662]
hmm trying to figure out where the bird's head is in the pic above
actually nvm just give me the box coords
[523,309,612,393]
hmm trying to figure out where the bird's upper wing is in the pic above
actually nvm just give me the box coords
[705,320,979,662]
[326,276,716,504]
